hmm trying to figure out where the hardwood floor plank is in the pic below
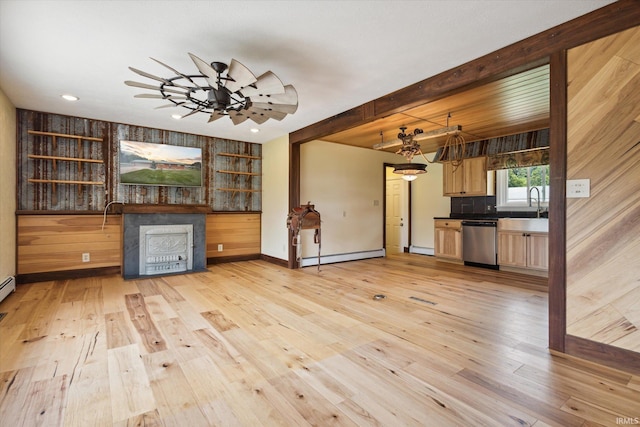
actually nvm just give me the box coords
[107,344,156,423]
[0,254,638,426]
[105,311,136,349]
[124,293,167,354]
[142,349,210,426]
[63,358,112,427]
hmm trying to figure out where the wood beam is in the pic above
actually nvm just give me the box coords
[290,0,640,145]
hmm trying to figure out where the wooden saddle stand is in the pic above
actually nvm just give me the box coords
[286,202,321,271]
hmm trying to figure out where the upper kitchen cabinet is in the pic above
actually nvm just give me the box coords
[443,157,494,197]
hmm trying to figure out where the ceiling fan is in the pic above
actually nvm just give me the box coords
[125,53,298,125]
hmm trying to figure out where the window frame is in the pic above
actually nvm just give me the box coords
[496,166,550,212]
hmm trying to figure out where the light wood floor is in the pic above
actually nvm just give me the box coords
[1,254,638,426]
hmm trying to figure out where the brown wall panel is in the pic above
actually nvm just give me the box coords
[17,215,121,274]
[206,213,261,258]
[566,27,640,354]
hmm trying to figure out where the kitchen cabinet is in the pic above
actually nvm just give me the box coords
[443,157,492,197]
[498,219,548,274]
[434,219,462,261]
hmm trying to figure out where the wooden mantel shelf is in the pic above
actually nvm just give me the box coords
[117,204,212,214]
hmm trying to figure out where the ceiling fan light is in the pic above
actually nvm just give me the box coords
[402,174,418,181]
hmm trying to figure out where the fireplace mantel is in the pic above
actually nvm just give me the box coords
[117,204,211,214]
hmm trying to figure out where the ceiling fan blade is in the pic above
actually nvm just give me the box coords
[150,57,208,91]
[247,105,288,121]
[249,101,297,114]
[224,59,257,93]
[128,66,171,84]
[125,80,186,95]
[208,111,226,123]
[250,84,297,105]
[188,52,219,89]
[154,103,185,109]
[247,113,270,125]
[179,108,203,119]
[134,93,187,100]
[239,71,285,97]
[229,112,250,125]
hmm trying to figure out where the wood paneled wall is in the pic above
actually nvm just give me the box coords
[16,109,261,212]
[17,214,121,274]
[206,213,261,259]
[16,213,262,276]
[566,27,640,353]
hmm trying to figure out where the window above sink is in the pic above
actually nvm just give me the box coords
[497,165,549,212]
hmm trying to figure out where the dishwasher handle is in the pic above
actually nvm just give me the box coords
[462,221,497,227]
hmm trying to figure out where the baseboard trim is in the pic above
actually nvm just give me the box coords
[565,334,640,376]
[207,254,261,265]
[260,254,288,268]
[17,266,121,284]
[300,249,385,267]
[410,245,435,256]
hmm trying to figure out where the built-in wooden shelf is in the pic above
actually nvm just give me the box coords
[216,170,260,176]
[217,188,260,193]
[28,154,104,164]
[28,130,103,142]
[27,130,105,202]
[217,152,261,160]
[28,179,104,185]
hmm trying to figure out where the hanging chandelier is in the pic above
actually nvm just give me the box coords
[377,114,467,180]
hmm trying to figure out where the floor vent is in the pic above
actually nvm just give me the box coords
[410,296,437,305]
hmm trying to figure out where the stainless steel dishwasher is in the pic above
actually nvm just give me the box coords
[462,220,498,268]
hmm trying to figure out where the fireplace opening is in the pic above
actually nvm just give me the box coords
[139,224,194,276]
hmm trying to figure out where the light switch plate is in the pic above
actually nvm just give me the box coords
[567,179,590,198]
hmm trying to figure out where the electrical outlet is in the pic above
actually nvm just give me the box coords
[82,253,90,262]
[217,244,223,252]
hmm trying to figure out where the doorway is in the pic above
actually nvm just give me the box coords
[385,166,409,254]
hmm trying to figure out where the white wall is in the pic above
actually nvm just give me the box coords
[300,140,399,258]
[0,87,16,281]
[410,157,450,252]
[261,134,290,261]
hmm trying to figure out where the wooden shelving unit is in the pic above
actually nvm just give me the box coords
[27,130,104,203]
[215,151,261,210]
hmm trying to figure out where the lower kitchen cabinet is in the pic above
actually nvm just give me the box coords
[434,219,463,261]
[498,231,549,272]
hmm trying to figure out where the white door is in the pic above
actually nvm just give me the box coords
[385,172,408,254]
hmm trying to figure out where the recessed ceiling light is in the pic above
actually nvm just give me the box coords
[250,128,259,133]
[171,114,182,120]
[61,94,78,101]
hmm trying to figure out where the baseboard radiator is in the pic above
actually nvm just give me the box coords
[300,249,385,267]
[0,276,16,304]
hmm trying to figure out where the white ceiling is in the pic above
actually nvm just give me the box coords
[0,1,615,144]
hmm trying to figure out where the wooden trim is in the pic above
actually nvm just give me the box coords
[207,254,261,265]
[289,1,640,145]
[565,335,640,376]
[260,253,289,268]
[548,50,568,353]
[119,204,212,214]
[16,266,121,284]
[288,141,300,269]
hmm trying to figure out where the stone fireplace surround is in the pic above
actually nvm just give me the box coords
[122,206,207,279]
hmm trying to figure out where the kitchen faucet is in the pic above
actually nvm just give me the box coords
[529,187,541,218]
